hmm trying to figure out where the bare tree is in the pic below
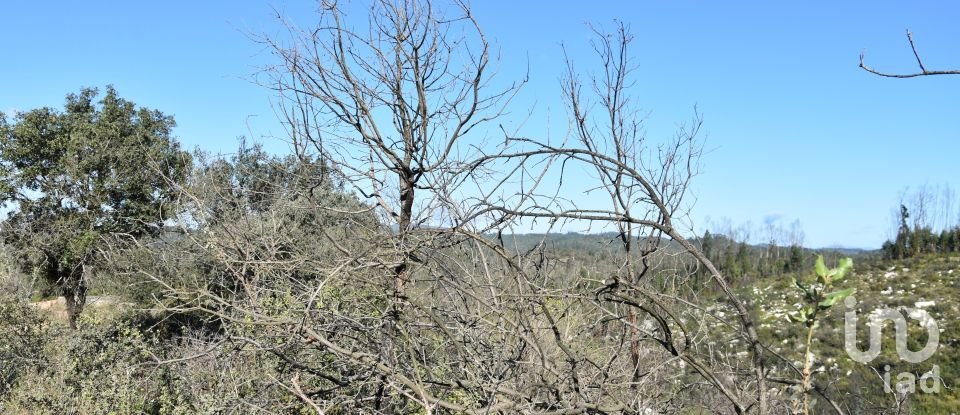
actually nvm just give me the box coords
[140,2,802,414]
[257,2,524,411]
[909,185,935,231]
[941,184,954,231]
[473,23,772,413]
[788,219,805,248]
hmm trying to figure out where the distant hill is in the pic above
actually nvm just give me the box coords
[816,245,877,256]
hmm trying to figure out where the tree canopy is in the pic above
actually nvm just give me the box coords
[0,86,190,327]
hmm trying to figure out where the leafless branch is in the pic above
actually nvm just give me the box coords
[860,30,960,78]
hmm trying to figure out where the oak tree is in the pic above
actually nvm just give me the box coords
[0,87,190,328]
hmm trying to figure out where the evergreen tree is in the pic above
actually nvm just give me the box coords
[0,87,190,328]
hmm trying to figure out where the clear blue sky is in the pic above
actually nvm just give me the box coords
[2,1,958,249]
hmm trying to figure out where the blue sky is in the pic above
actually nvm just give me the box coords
[2,1,958,248]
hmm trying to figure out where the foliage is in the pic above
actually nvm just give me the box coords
[5,3,958,414]
[882,193,960,260]
[0,299,52,397]
[0,293,320,414]
[786,255,854,414]
[787,256,855,327]
[0,87,191,327]
[883,224,960,260]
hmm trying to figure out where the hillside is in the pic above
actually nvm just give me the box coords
[746,253,960,414]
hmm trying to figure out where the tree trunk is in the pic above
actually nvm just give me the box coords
[377,172,415,414]
[62,277,87,330]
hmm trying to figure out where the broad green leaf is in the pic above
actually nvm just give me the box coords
[814,255,827,278]
[827,287,854,302]
[788,312,807,323]
[838,257,853,270]
[819,288,855,309]
[818,298,836,309]
[832,258,854,283]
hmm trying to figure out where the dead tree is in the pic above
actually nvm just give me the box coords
[145,2,786,413]
[261,0,520,412]
[468,23,770,413]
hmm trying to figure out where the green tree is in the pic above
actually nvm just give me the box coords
[198,139,329,222]
[785,244,804,273]
[699,230,715,279]
[938,229,950,253]
[0,87,190,328]
[897,204,910,257]
[951,227,960,253]
[736,241,752,280]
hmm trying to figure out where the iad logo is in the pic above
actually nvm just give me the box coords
[843,296,941,394]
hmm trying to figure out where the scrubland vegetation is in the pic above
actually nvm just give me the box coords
[1,1,957,414]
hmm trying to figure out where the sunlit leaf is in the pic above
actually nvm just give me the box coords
[788,312,807,323]
[818,288,854,309]
[832,258,854,282]
[814,255,827,278]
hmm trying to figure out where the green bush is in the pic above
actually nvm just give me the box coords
[0,299,52,397]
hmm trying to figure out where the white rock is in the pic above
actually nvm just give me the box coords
[907,309,937,329]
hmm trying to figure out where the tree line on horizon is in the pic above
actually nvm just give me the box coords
[882,186,960,260]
